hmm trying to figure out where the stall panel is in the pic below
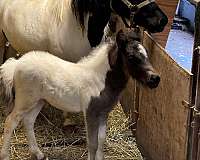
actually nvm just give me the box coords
[136,33,192,160]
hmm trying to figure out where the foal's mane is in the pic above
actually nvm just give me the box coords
[77,41,116,70]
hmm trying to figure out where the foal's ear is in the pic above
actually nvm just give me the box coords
[116,30,126,48]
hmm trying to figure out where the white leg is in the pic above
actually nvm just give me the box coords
[0,110,24,160]
[0,93,40,160]
[23,101,47,160]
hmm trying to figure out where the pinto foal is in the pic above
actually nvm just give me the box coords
[0,29,160,160]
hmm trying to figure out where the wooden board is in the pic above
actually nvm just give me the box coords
[136,33,192,160]
[153,0,179,47]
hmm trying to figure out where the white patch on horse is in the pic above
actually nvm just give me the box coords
[138,44,148,58]
[0,0,91,62]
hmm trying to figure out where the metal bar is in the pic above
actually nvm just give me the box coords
[195,48,200,159]
[190,51,200,160]
[189,2,200,160]
[192,48,200,160]
[191,1,200,111]
[197,130,200,159]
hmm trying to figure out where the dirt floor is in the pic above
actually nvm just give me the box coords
[0,104,143,160]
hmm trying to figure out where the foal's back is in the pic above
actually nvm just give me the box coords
[13,45,110,112]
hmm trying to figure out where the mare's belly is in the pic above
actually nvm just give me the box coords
[1,0,92,62]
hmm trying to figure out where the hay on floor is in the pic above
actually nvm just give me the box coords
[0,104,143,160]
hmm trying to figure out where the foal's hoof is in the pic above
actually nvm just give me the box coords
[31,155,48,160]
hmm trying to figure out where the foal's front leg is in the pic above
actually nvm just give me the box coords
[85,109,108,160]
[85,109,99,160]
[95,117,107,160]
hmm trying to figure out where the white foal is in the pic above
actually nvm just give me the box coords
[0,29,160,160]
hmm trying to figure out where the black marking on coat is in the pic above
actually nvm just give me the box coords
[86,43,128,120]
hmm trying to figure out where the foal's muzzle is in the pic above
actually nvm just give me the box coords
[146,74,160,89]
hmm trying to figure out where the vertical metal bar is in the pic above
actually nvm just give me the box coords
[191,2,200,105]
[190,51,200,160]
[197,131,200,160]
[188,2,200,160]
[192,48,200,160]
[195,47,200,159]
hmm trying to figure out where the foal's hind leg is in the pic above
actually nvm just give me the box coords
[0,107,25,160]
[23,100,47,160]
[0,95,40,160]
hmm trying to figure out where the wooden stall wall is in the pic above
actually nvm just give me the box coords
[120,0,180,138]
[153,0,179,47]
[136,33,192,160]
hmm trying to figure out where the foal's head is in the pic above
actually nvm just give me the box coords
[115,29,160,88]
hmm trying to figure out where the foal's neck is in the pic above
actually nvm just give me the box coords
[78,43,113,75]
[78,42,129,94]
[106,50,129,93]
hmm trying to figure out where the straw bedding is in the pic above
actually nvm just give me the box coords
[0,104,143,160]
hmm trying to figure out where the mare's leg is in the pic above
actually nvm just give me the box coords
[0,32,18,64]
[0,31,8,64]
[22,100,47,160]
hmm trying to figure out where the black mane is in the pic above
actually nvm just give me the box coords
[71,0,110,30]
[71,0,111,47]
[71,0,168,47]
[71,0,92,30]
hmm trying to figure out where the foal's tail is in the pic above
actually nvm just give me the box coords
[0,58,18,106]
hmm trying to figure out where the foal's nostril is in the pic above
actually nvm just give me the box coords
[150,75,160,84]
[147,75,160,89]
